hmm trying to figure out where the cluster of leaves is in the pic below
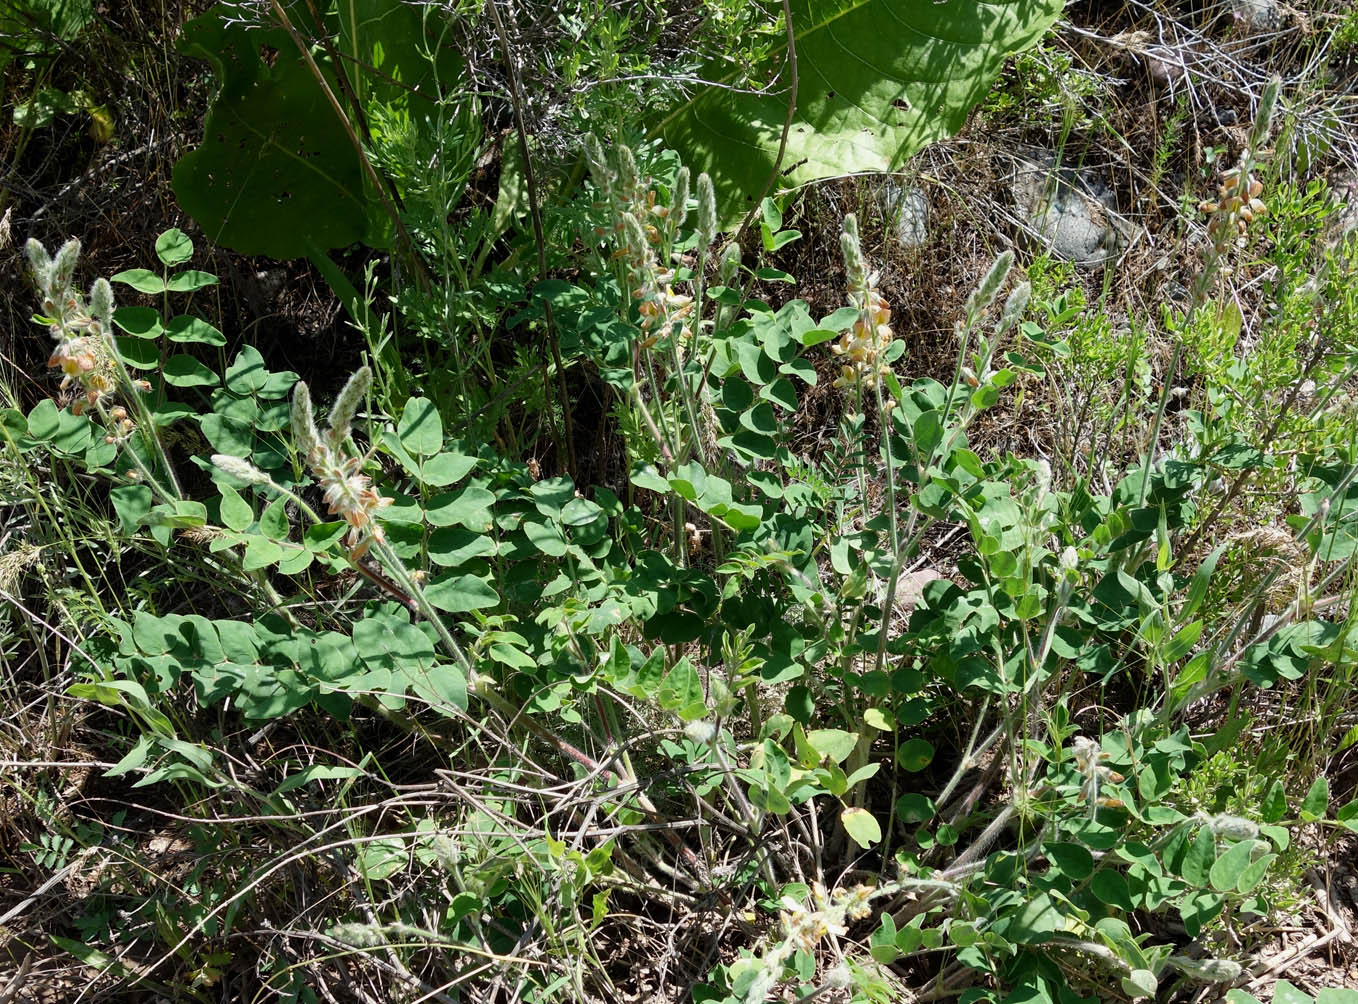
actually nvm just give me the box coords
[6,3,1358,1003]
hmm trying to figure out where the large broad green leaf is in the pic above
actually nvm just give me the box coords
[0,0,93,71]
[172,2,463,258]
[655,0,1062,217]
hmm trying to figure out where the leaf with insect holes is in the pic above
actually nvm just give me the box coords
[656,0,1061,220]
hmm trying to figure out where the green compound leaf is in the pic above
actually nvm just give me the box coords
[1235,852,1275,895]
[218,484,253,532]
[1300,776,1329,820]
[224,346,270,395]
[111,268,165,294]
[172,11,367,259]
[406,663,468,714]
[115,337,160,369]
[424,572,500,613]
[1091,869,1134,911]
[113,306,163,338]
[896,737,934,772]
[398,397,443,457]
[155,228,194,267]
[1208,838,1256,893]
[424,486,495,531]
[1044,841,1094,881]
[173,1,463,258]
[166,270,218,293]
[1260,779,1287,823]
[1272,984,1317,1004]
[355,837,407,882]
[419,452,476,488]
[654,0,1062,218]
[841,807,881,849]
[110,484,153,534]
[1180,827,1217,887]
[163,355,218,388]
[1004,890,1063,944]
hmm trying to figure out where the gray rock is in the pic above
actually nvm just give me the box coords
[1329,172,1358,248]
[880,181,929,248]
[1230,0,1282,33]
[1010,152,1137,266]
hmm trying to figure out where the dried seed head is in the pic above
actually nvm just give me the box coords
[212,453,273,486]
[671,166,690,231]
[290,381,321,458]
[324,366,371,450]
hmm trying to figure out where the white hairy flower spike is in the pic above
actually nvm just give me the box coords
[323,365,371,451]
[291,369,391,560]
[718,241,742,285]
[616,144,639,200]
[50,238,81,299]
[622,213,651,261]
[671,166,690,232]
[25,238,51,289]
[684,720,716,745]
[832,214,895,399]
[88,278,114,329]
[696,172,717,245]
[211,454,273,486]
[1168,956,1243,983]
[996,281,1031,334]
[582,133,610,187]
[965,250,1014,315]
[1203,814,1258,842]
[290,381,322,458]
[1070,735,1125,809]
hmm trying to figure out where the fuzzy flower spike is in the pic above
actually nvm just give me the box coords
[26,237,147,415]
[832,215,896,403]
[290,366,392,560]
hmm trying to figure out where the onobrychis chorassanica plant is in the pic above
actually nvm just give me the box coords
[833,214,896,402]
[214,366,392,561]
[1070,735,1126,810]
[582,134,716,351]
[26,237,149,416]
[25,236,185,499]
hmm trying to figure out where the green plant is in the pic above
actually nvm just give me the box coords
[656,0,1064,215]
[172,0,464,259]
[10,43,1358,1000]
